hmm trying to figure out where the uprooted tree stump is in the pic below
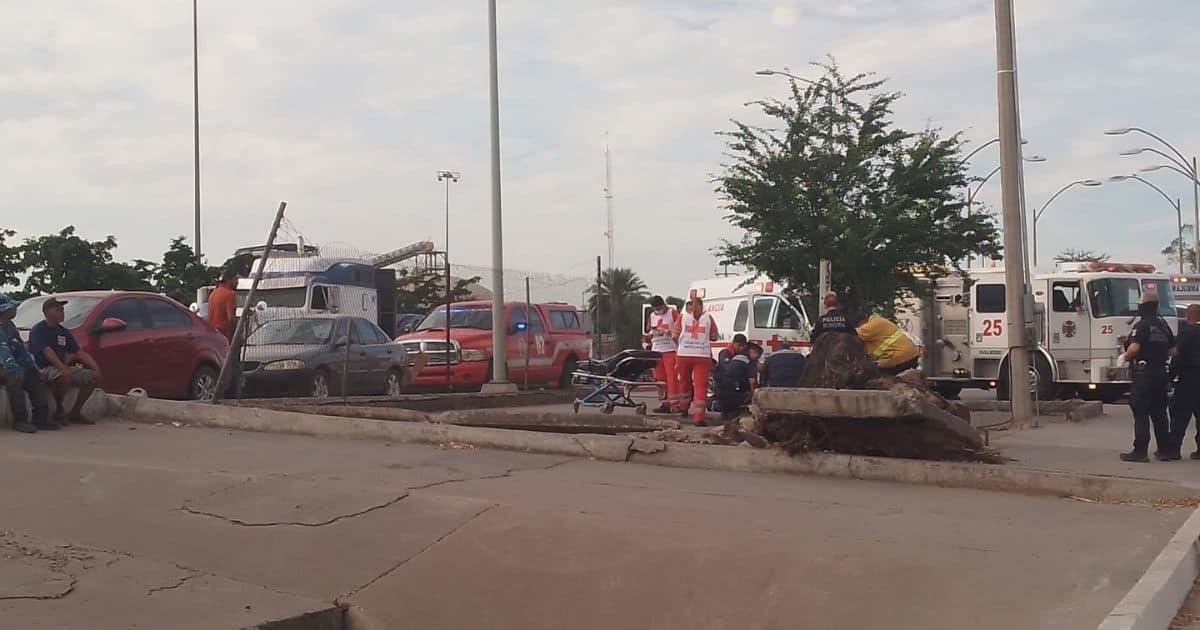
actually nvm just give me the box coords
[754,332,1003,463]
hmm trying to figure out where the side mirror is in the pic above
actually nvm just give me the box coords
[334,335,349,348]
[97,317,127,334]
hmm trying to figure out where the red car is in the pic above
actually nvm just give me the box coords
[14,291,230,400]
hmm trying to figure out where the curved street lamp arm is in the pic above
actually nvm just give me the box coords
[1128,175,1179,210]
[969,166,1003,202]
[963,138,1002,164]
[1036,182,1082,222]
[1129,147,1194,175]
[1146,163,1200,185]
[1129,127,1192,172]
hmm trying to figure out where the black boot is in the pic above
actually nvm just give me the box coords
[1120,451,1150,463]
[12,422,37,434]
[1156,450,1182,461]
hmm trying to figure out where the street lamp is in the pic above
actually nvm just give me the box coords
[1110,174,1186,274]
[1109,126,1199,272]
[755,68,818,85]
[1031,179,1103,267]
[964,155,1046,267]
[437,170,460,392]
[485,0,513,392]
[192,0,201,263]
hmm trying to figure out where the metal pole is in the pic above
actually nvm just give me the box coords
[524,276,531,390]
[595,256,602,357]
[1179,198,1185,275]
[965,196,973,268]
[214,202,287,401]
[994,0,1034,427]
[1193,157,1199,273]
[192,0,202,263]
[486,0,509,387]
[1031,217,1038,268]
[445,178,452,394]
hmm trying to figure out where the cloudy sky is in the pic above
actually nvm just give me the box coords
[3,0,1199,300]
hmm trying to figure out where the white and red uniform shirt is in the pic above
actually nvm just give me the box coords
[677,311,717,358]
[648,308,679,353]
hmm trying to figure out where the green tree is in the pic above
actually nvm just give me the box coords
[19,226,154,294]
[1054,248,1111,264]
[714,59,1000,313]
[0,228,24,292]
[1161,225,1197,270]
[587,268,650,350]
[155,237,217,304]
[395,267,481,314]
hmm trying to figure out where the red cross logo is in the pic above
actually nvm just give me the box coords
[685,318,705,338]
[1063,321,1077,339]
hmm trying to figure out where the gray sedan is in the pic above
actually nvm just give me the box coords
[241,315,410,399]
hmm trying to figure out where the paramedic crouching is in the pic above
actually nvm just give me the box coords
[1121,291,1175,463]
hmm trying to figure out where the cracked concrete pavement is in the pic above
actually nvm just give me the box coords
[0,419,1192,629]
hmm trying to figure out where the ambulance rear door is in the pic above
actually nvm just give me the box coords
[745,294,810,354]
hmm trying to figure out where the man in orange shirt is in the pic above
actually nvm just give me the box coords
[206,267,240,398]
[207,268,239,341]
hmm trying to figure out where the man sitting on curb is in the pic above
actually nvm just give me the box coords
[0,294,54,433]
[28,298,101,425]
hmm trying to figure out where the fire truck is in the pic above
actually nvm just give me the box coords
[895,262,1177,402]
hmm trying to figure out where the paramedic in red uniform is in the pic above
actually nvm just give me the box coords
[673,297,719,426]
[645,296,680,414]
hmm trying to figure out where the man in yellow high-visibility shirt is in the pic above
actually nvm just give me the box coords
[855,312,920,375]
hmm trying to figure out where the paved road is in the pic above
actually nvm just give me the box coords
[0,420,1187,629]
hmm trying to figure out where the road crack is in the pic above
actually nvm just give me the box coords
[337,503,498,601]
[147,571,201,596]
[180,492,412,528]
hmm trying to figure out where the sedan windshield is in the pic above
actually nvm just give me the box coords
[13,296,103,330]
[418,306,492,331]
[247,318,336,346]
[1089,278,1176,318]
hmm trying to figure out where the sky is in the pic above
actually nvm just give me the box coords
[3,0,1199,302]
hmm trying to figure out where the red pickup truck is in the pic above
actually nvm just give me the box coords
[395,301,591,389]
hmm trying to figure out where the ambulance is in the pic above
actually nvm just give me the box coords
[641,275,812,362]
[895,262,1177,402]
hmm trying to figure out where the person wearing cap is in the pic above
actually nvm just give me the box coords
[762,340,807,387]
[27,298,101,425]
[1168,304,1200,459]
[1120,290,1176,463]
[715,340,758,421]
[0,294,53,433]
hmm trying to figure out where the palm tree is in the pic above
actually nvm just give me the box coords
[587,268,649,351]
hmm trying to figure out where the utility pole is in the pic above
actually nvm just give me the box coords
[603,142,615,270]
[994,0,1034,428]
[818,260,832,314]
[192,0,202,263]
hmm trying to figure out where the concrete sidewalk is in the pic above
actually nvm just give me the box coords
[0,420,1189,629]
[990,405,1200,489]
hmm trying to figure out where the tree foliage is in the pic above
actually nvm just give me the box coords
[1054,248,1111,263]
[587,267,649,350]
[155,237,217,304]
[394,267,481,314]
[0,229,22,291]
[19,227,155,294]
[714,59,1000,313]
[1161,225,1197,270]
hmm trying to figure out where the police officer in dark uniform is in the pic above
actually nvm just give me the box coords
[1121,291,1176,463]
[811,292,856,340]
[716,343,757,421]
[1169,304,1200,459]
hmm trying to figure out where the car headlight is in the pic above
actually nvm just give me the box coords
[264,359,306,371]
[461,349,487,362]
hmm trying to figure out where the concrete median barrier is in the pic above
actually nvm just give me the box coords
[107,394,1200,503]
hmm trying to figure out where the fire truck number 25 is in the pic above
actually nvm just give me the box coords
[981,319,1004,337]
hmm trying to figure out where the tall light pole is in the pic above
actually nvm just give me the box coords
[1109,127,1199,272]
[994,0,1034,426]
[965,155,1046,267]
[192,0,202,263]
[437,170,460,392]
[486,0,513,391]
[1031,179,1103,267]
[1110,174,1186,274]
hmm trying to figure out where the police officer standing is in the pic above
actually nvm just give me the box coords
[1168,304,1200,459]
[810,292,856,340]
[1121,291,1176,463]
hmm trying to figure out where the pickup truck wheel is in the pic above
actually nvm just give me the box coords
[559,357,579,389]
[385,369,404,399]
[311,370,331,400]
[189,366,219,401]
